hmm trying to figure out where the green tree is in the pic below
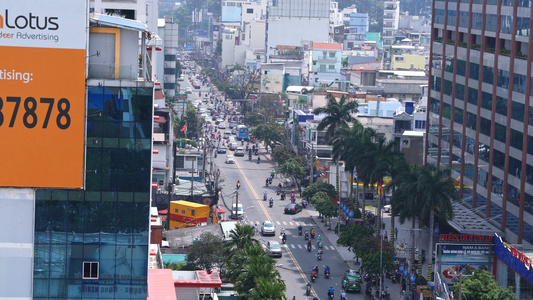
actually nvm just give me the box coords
[462,269,515,300]
[225,245,265,283]
[415,165,458,280]
[224,224,258,254]
[279,159,305,188]
[316,197,337,229]
[313,94,358,143]
[233,253,282,299]
[245,110,267,127]
[163,261,186,271]
[177,102,201,139]
[357,236,396,275]
[272,145,299,165]
[249,277,286,300]
[302,182,337,200]
[337,223,373,262]
[251,122,288,151]
[185,232,224,272]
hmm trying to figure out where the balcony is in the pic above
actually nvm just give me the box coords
[88,63,151,80]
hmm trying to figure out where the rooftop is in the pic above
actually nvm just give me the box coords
[312,42,342,50]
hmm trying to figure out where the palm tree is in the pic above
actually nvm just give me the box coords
[314,93,358,205]
[415,164,458,280]
[314,94,359,143]
[224,224,258,255]
[225,245,265,283]
[384,154,410,241]
[248,276,287,300]
[234,254,282,299]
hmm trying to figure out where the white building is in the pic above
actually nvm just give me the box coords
[382,0,400,46]
[156,16,179,98]
[260,63,285,93]
[221,27,239,68]
[266,0,331,62]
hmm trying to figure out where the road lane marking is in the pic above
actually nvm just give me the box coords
[234,158,316,298]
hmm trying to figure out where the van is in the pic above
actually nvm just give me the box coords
[231,203,243,219]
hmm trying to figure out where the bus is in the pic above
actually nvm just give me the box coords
[236,125,249,141]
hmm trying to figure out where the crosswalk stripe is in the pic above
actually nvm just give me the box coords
[291,244,295,248]
[297,244,302,249]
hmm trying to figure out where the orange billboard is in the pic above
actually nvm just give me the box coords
[0,1,86,188]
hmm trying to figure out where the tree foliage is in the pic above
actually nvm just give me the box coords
[462,269,515,300]
[185,232,224,272]
[177,102,201,140]
[272,145,299,165]
[302,182,337,200]
[313,94,358,144]
[280,159,305,186]
[251,122,288,151]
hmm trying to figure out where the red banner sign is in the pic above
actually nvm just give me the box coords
[439,233,493,243]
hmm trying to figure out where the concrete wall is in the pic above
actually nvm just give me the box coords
[266,18,329,59]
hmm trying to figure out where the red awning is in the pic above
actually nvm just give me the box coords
[218,208,226,213]
[158,209,168,215]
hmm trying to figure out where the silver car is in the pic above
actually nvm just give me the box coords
[261,220,276,236]
[267,241,282,258]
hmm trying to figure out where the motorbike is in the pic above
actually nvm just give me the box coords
[263,194,267,201]
[257,157,260,164]
[281,234,286,244]
[340,294,347,300]
[249,154,252,160]
[311,271,318,282]
[255,149,258,155]
[307,243,312,252]
[265,179,269,187]
[291,198,295,204]
[327,291,334,299]
[391,273,397,284]
[311,231,315,239]
[306,284,311,296]
[365,285,372,296]
[305,232,309,240]
[317,249,323,260]
[298,227,303,236]
[269,200,273,208]
[280,192,286,200]
[214,152,217,158]
[276,188,281,195]
[324,270,330,278]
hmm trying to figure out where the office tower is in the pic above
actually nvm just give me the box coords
[427,0,533,247]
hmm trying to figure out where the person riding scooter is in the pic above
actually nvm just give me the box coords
[305,230,309,240]
[281,232,287,244]
[269,198,273,207]
[307,240,312,251]
[298,225,303,236]
[263,191,267,201]
[306,283,312,296]
[311,227,316,239]
[324,266,331,278]
[281,191,286,200]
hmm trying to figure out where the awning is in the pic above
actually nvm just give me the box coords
[218,208,226,213]
[158,209,168,215]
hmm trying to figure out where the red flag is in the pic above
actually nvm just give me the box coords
[180,124,187,132]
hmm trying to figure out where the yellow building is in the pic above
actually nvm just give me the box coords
[392,54,426,70]
[169,200,210,229]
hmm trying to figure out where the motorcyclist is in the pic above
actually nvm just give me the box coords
[306,282,312,295]
[282,232,287,243]
[291,191,295,199]
[305,230,309,239]
[281,228,286,235]
[263,191,267,200]
[269,198,273,207]
[312,265,319,274]
[317,242,323,249]
[236,180,241,189]
[311,227,316,238]
[298,225,303,235]
[318,235,322,242]
[281,191,286,200]
[271,169,276,177]
[307,240,312,250]
[339,290,347,300]
[328,286,334,297]
[257,156,260,163]
[266,178,269,186]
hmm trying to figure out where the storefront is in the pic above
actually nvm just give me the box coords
[493,234,533,299]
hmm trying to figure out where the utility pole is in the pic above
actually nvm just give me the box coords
[190,166,195,199]
[309,143,314,184]
[201,137,207,183]
[235,188,239,220]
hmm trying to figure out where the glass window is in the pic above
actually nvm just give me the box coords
[510,128,523,150]
[496,96,508,116]
[502,0,514,5]
[513,73,527,94]
[430,98,440,114]
[517,17,530,36]
[456,60,466,76]
[467,112,477,130]
[454,107,464,124]
[466,136,476,155]
[482,92,492,110]
[501,15,513,34]
[459,12,469,28]
[495,123,506,143]
[483,66,494,84]
[455,83,465,100]
[493,149,505,170]
[512,101,525,121]
[444,80,453,96]
[468,87,478,105]
[480,117,491,137]
[435,9,445,24]
[164,54,175,61]
[473,13,483,29]
[469,62,480,80]
[497,70,510,89]
[83,261,99,279]
[486,14,497,32]
[447,10,457,26]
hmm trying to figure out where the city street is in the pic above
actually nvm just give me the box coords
[213,145,370,300]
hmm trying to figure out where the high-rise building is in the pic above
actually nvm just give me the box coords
[32,14,154,299]
[427,0,533,247]
[383,0,400,46]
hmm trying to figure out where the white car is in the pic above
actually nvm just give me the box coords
[225,155,235,164]
[261,220,276,236]
[383,205,391,213]
[218,122,227,129]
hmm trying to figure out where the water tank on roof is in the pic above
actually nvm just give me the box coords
[405,102,414,114]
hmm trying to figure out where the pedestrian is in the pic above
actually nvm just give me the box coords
[254,224,257,235]
[395,227,398,239]
[346,216,349,225]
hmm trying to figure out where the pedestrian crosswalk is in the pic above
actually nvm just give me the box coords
[242,220,314,227]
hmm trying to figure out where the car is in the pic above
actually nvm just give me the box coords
[225,155,235,164]
[342,269,362,292]
[185,87,192,94]
[383,205,391,213]
[216,118,224,124]
[228,142,238,151]
[234,147,245,156]
[217,145,227,154]
[266,241,282,258]
[231,203,244,219]
[284,203,303,214]
[224,131,232,139]
[218,123,227,129]
[229,122,237,129]
[261,220,276,236]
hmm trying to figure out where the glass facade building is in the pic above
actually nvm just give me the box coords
[428,0,533,246]
[33,85,153,299]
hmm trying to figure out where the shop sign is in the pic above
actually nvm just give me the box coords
[494,234,533,283]
[439,233,493,243]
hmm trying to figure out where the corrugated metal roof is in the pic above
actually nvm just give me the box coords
[312,42,342,50]
[90,13,148,32]
[147,269,177,300]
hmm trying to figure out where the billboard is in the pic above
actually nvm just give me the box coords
[436,243,493,284]
[0,0,86,188]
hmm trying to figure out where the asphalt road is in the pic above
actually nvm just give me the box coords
[212,141,370,300]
